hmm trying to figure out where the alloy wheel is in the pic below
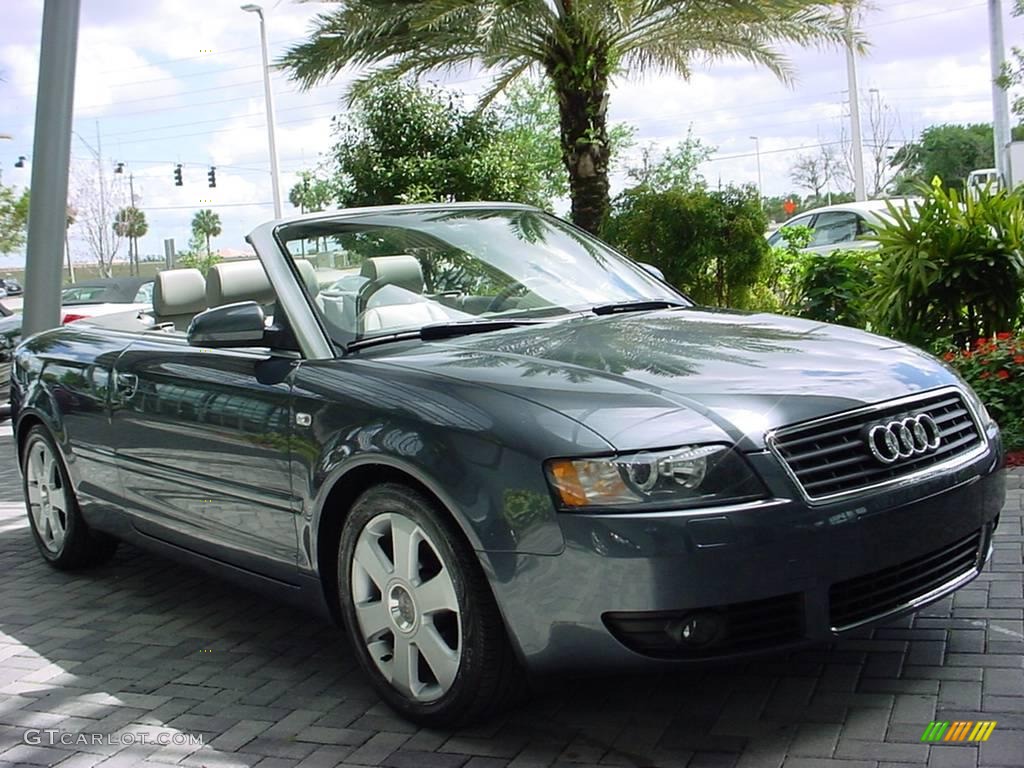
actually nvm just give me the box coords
[26,439,68,554]
[350,511,462,702]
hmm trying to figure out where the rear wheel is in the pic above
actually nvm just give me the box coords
[337,483,524,726]
[22,425,117,569]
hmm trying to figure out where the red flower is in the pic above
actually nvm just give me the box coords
[1014,355,1024,364]
[962,350,973,359]
[980,371,990,379]
[997,370,1010,380]
[943,352,955,362]
[974,337,988,349]
[996,332,1012,340]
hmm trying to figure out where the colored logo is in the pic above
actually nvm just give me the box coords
[921,721,997,742]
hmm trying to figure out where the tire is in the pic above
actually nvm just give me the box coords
[22,425,118,570]
[337,483,525,727]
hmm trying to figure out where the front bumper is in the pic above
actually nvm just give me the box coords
[485,430,1005,673]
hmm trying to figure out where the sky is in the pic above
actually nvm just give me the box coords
[0,0,1022,267]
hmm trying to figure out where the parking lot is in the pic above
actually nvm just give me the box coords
[0,421,1020,768]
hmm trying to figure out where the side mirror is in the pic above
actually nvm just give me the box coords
[187,301,266,348]
[638,262,666,282]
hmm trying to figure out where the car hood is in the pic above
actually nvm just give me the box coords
[373,307,962,451]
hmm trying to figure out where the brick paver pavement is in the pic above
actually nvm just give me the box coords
[0,421,1021,768]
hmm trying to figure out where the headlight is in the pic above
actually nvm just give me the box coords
[545,444,767,511]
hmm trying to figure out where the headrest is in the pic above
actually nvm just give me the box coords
[206,259,275,308]
[153,268,206,317]
[294,259,319,296]
[360,255,424,294]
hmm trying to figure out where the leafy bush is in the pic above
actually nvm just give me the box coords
[794,249,877,328]
[942,333,1024,451]
[751,225,812,313]
[866,181,1024,347]
[604,184,768,308]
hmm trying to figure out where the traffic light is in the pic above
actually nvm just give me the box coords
[173,164,183,186]
[14,156,26,168]
[114,162,124,175]
[207,166,216,188]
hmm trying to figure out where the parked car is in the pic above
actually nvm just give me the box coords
[767,199,919,255]
[0,277,23,296]
[0,277,154,402]
[11,203,1004,726]
[61,276,153,306]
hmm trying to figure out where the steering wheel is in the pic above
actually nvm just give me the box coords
[486,277,545,313]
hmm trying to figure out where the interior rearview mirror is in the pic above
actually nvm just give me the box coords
[187,301,266,348]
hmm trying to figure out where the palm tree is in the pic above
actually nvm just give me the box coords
[191,208,222,257]
[112,206,148,276]
[278,1,858,234]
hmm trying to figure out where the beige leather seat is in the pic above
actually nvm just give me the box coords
[206,260,276,308]
[359,255,449,332]
[152,268,207,331]
[294,259,319,297]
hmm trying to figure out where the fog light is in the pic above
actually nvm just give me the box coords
[666,612,724,648]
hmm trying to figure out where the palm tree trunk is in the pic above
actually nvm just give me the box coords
[550,43,611,235]
[206,233,211,257]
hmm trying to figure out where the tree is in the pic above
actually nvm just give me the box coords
[605,184,769,308]
[789,146,840,201]
[113,206,148,276]
[191,209,222,256]
[278,1,856,234]
[325,79,565,209]
[0,184,30,255]
[288,170,335,213]
[70,160,126,278]
[625,131,713,193]
[890,124,995,192]
[65,205,76,281]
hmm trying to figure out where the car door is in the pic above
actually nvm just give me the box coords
[109,334,299,580]
[806,211,869,254]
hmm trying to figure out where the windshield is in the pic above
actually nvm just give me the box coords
[276,207,687,346]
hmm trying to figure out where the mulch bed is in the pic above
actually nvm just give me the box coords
[1006,451,1024,468]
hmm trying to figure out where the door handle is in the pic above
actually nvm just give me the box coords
[115,372,138,400]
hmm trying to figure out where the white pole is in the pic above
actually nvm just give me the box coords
[990,0,1012,186]
[750,136,763,205]
[844,4,866,201]
[24,0,80,336]
[244,5,283,219]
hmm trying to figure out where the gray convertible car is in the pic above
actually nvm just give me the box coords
[11,204,1005,726]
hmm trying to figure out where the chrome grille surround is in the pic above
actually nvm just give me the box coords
[766,387,989,504]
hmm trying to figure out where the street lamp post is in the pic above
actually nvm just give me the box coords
[242,4,283,219]
[750,136,763,206]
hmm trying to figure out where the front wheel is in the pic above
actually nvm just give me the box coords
[337,483,524,727]
[22,425,118,569]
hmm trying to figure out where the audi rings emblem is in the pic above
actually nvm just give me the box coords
[866,414,942,464]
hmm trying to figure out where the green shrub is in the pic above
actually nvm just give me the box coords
[866,181,1024,347]
[751,226,812,313]
[941,333,1024,451]
[794,249,876,328]
[604,185,768,308]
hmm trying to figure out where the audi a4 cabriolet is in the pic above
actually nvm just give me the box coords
[11,204,1005,726]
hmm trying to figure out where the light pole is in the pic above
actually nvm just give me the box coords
[989,0,1012,186]
[750,136,763,206]
[242,4,283,219]
[844,2,866,201]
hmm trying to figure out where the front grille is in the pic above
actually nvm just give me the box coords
[603,593,803,659]
[769,389,983,501]
[829,529,982,629]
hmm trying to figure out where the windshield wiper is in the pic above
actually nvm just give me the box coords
[591,299,688,316]
[345,318,544,352]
